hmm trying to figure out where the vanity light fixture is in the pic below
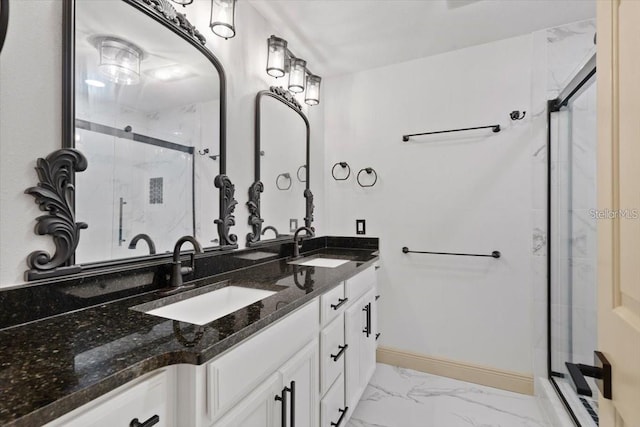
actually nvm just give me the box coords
[288,58,306,93]
[97,37,143,86]
[266,36,287,78]
[265,35,322,105]
[305,75,321,106]
[210,0,236,39]
[169,0,236,39]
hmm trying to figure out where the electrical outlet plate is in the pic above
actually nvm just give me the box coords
[356,219,366,235]
[290,218,298,232]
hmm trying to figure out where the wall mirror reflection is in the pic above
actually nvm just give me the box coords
[247,88,312,246]
[72,0,227,264]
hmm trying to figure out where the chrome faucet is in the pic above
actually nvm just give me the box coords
[292,226,314,259]
[159,236,203,295]
[128,233,156,254]
[262,225,279,238]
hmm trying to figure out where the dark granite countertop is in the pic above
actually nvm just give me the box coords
[0,247,378,426]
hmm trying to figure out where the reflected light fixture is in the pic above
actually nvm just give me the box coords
[210,0,236,39]
[147,64,193,82]
[85,79,106,88]
[170,0,194,5]
[264,35,322,105]
[97,37,143,86]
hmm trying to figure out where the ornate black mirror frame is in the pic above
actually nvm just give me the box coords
[246,86,314,247]
[23,0,237,281]
[0,0,8,55]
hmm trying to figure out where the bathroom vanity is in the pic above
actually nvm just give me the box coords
[0,242,379,427]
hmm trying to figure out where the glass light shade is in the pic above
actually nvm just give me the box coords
[288,58,306,93]
[170,0,194,5]
[210,0,236,39]
[267,36,287,78]
[98,38,143,86]
[305,75,321,105]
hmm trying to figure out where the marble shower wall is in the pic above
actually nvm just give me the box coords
[529,18,596,383]
[75,98,220,263]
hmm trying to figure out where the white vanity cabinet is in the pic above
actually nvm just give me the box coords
[44,368,177,427]
[345,288,377,410]
[204,300,319,427]
[42,264,378,427]
[319,266,378,427]
[214,339,319,427]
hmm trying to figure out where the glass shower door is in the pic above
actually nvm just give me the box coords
[549,71,598,426]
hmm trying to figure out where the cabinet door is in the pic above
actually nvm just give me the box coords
[278,339,319,427]
[45,369,174,427]
[344,291,377,411]
[359,289,377,390]
[213,372,282,427]
[344,297,364,410]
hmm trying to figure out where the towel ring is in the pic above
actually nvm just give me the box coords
[357,167,378,187]
[331,162,351,181]
[297,165,307,183]
[276,173,292,190]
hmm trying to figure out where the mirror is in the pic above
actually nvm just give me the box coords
[247,87,313,246]
[22,0,238,280]
[72,0,232,264]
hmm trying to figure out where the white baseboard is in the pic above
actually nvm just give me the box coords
[376,345,534,395]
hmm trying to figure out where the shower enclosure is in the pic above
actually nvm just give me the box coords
[548,55,598,427]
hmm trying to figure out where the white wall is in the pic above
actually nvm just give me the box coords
[323,35,536,374]
[0,0,325,286]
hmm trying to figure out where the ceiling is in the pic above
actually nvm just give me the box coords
[249,0,596,77]
[75,0,220,113]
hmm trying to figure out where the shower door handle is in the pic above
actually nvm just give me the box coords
[565,351,612,399]
[118,197,127,246]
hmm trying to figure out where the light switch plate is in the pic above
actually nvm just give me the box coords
[356,219,366,235]
[290,219,298,232]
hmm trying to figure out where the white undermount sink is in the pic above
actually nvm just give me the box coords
[144,286,276,325]
[290,257,350,268]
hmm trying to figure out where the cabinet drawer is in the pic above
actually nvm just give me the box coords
[45,369,173,427]
[320,282,346,326]
[207,300,319,422]
[345,266,375,301]
[320,315,346,396]
[321,374,347,427]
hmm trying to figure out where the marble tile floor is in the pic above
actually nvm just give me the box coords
[346,364,551,427]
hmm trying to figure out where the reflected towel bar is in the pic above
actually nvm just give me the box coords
[402,246,501,259]
[402,124,501,142]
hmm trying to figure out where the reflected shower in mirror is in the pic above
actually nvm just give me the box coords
[247,87,311,246]
[73,0,223,264]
